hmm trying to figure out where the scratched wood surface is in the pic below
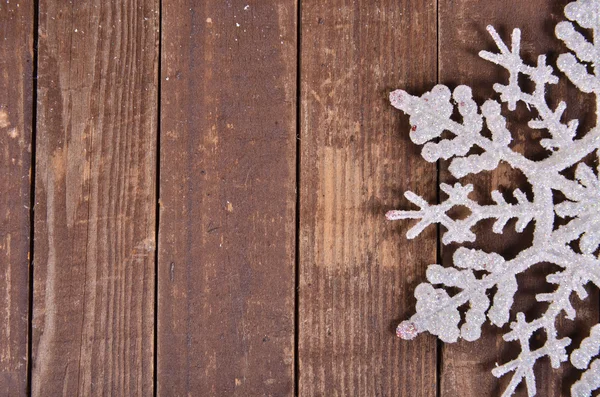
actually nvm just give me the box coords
[298,0,438,395]
[2,0,600,396]
[439,1,599,396]
[32,1,159,395]
[157,1,297,395]
[0,1,33,395]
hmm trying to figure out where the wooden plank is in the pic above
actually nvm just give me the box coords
[298,1,438,395]
[0,1,33,395]
[32,1,159,395]
[157,1,297,395]
[439,1,599,396]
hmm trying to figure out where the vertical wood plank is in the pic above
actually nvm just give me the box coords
[439,1,599,396]
[0,1,33,395]
[298,1,438,395]
[158,1,297,395]
[32,1,159,395]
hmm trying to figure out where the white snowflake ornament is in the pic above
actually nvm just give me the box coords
[387,1,600,396]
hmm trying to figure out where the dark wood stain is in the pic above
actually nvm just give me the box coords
[0,1,33,395]
[158,1,297,395]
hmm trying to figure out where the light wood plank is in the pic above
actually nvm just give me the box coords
[32,1,159,395]
[298,0,438,395]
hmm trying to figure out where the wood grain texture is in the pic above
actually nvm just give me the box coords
[32,1,159,395]
[0,1,33,395]
[298,1,438,395]
[439,1,599,396]
[158,1,297,395]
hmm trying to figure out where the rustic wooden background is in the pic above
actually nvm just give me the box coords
[0,0,597,395]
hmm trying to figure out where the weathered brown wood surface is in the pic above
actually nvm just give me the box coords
[439,1,599,396]
[157,1,297,395]
[298,0,438,395]
[0,0,598,395]
[0,1,33,395]
[32,1,159,395]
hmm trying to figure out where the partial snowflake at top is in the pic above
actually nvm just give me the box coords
[386,1,600,396]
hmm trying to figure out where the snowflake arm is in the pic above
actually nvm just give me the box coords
[490,312,571,397]
[479,26,578,151]
[572,360,600,397]
[386,183,535,244]
[553,162,600,252]
[389,86,536,179]
[396,247,537,342]
[556,0,600,94]
[491,285,573,397]
[571,325,600,397]
[480,23,600,164]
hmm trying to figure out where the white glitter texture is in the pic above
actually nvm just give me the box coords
[387,1,600,396]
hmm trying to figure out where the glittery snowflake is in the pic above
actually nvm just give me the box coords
[387,1,600,396]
